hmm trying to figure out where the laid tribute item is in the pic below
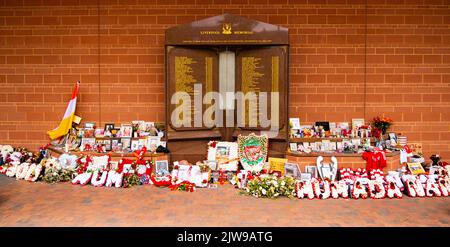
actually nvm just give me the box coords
[268,157,287,176]
[207,141,239,171]
[237,133,268,173]
[407,162,426,175]
[316,156,338,181]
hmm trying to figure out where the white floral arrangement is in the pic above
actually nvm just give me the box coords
[424,178,441,197]
[296,179,315,199]
[330,180,349,199]
[312,179,331,199]
[352,179,369,199]
[402,175,425,197]
[386,181,403,198]
[368,180,386,199]
[43,157,76,184]
[244,174,296,199]
[5,161,19,177]
[91,170,108,187]
[105,170,123,188]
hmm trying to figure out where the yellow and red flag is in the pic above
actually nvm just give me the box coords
[47,81,79,140]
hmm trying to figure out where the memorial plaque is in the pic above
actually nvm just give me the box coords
[167,46,219,130]
[165,14,289,162]
[235,46,287,131]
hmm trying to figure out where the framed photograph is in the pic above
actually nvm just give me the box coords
[284,162,300,178]
[94,128,104,138]
[268,157,287,176]
[321,140,331,151]
[95,139,103,146]
[302,142,310,149]
[300,173,312,182]
[83,128,95,138]
[289,118,301,130]
[155,160,169,176]
[314,142,322,152]
[315,121,330,131]
[138,138,146,150]
[84,122,95,129]
[121,137,131,150]
[146,136,161,152]
[330,142,337,151]
[207,141,239,171]
[352,118,365,131]
[407,163,426,175]
[80,138,95,151]
[104,123,115,132]
[289,143,298,152]
[130,139,140,151]
[217,145,230,157]
[103,139,111,151]
[120,124,133,138]
[205,160,218,171]
[111,138,121,152]
[305,165,318,178]
[389,133,398,145]
[329,122,337,132]
[104,124,114,137]
[337,122,350,130]
[131,120,143,137]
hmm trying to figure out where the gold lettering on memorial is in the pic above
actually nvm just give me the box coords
[242,57,264,127]
[175,56,198,125]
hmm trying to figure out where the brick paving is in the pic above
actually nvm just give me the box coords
[0,176,449,227]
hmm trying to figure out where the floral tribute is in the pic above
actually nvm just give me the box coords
[237,133,268,173]
[243,174,296,199]
[1,142,450,201]
[371,116,393,136]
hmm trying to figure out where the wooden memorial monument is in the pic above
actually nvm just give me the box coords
[165,14,289,163]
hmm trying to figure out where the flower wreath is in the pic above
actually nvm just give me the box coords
[169,181,196,192]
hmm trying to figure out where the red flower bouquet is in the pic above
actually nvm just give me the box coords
[370,116,393,135]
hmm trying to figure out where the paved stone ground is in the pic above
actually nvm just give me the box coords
[0,176,449,227]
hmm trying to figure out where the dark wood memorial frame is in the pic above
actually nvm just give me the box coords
[165,13,289,163]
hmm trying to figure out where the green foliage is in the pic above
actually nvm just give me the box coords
[123,173,139,188]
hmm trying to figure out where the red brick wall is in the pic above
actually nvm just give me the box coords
[0,0,449,159]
